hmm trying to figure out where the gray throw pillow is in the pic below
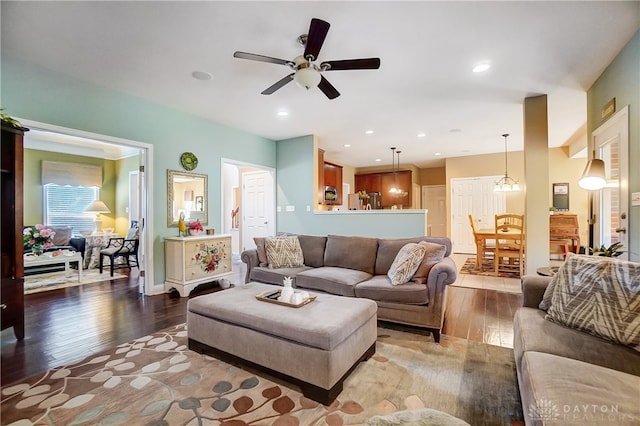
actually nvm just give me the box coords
[253,237,269,266]
[412,241,446,282]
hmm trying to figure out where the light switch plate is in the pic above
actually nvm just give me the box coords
[277,206,282,212]
[285,205,295,212]
[632,192,640,207]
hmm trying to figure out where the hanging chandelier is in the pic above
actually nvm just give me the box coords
[494,133,520,192]
[388,147,408,197]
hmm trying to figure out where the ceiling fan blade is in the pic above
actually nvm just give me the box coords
[233,51,293,66]
[303,18,330,61]
[261,73,295,95]
[318,76,340,100]
[321,58,381,71]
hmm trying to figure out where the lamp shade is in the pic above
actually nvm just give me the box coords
[85,200,111,213]
[578,159,606,190]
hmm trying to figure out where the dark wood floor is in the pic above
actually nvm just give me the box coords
[1,268,522,386]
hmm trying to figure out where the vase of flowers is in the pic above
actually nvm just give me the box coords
[188,219,204,236]
[23,224,55,255]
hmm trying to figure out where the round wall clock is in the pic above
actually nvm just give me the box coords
[180,152,198,171]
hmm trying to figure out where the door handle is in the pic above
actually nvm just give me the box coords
[615,227,626,234]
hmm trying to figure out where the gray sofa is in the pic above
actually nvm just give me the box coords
[514,275,640,425]
[241,234,457,342]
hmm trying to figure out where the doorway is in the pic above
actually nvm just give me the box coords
[221,159,276,259]
[451,176,505,253]
[422,185,446,237]
[592,106,629,260]
[21,119,155,294]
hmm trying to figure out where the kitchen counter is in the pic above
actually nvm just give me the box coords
[315,209,428,215]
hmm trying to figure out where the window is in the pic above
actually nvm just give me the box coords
[44,184,99,233]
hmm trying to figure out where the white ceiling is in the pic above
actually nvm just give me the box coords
[3,1,639,168]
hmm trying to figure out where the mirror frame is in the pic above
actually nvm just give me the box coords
[167,169,208,227]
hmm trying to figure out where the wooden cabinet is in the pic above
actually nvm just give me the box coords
[1,124,26,340]
[323,161,343,204]
[355,170,412,208]
[164,235,232,297]
[549,213,580,253]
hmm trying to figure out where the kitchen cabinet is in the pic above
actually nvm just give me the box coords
[165,235,232,297]
[323,161,343,204]
[355,170,412,208]
[1,124,26,340]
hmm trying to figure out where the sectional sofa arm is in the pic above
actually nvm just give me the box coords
[428,256,458,286]
[241,249,260,283]
[521,275,552,308]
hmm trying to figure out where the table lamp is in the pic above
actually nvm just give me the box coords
[85,200,111,233]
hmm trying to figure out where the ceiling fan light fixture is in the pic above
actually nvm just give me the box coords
[293,65,321,90]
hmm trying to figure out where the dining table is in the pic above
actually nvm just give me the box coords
[474,227,524,271]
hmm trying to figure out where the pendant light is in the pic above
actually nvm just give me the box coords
[394,150,408,197]
[389,147,398,194]
[494,133,520,192]
[578,151,606,190]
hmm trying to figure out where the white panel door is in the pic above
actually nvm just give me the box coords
[451,176,505,253]
[593,106,629,260]
[242,170,274,252]
[422,185,446,237]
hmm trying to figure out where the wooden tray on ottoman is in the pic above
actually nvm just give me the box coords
[255,289,316,308]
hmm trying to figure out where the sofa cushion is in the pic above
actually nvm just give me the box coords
[253,237,269,266]
[324,235,378,274]
[265,236,304,269]
[296,267,372,297]
[545,253,640,351]
[354,275,429,304]
[297,234,327,268]
[513,307,640,376]
[519,351,640,426]
[412,241,447,284]
[387,243,426,285]
[249,265,313,287]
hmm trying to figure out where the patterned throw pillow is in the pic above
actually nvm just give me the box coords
[546,253,640,352]
[265,236,304,269]
[387,243,427,286]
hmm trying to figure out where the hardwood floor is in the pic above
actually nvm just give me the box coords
[1,263,522,386]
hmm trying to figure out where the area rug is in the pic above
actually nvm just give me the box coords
[460,257,520,279]
[0,324,523,425]
[24,269,126,294]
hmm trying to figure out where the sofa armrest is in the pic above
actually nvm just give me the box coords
[521,274,552,308]
[428,256,458,287]
[241,249,260,284]
[69,237,86,259]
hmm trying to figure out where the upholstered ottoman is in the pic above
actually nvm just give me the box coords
[187,282,378,404]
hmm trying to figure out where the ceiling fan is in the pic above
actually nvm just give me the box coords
[233,18,381,100]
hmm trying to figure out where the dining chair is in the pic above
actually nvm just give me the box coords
[99,223,140,276]
[494,214,525,277]
[468,214,495,270]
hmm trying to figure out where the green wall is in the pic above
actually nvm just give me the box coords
[587,29,640,261]
[23,149,117,229]
[2,55,277,290]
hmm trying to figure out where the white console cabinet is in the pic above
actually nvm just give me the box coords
[164,234,232,297]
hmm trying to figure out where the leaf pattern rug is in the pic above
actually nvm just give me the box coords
[1,324,523,425]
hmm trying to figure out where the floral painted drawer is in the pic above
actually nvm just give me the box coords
[164,235,232,297]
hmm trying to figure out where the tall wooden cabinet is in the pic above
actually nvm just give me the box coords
[1,123,27,340]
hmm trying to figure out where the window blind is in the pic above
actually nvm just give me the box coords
[41,161,103,188]
[44,184,98,233]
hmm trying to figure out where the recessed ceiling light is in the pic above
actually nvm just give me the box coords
[472,62,491,73]
[375,158,381,162]
[192,71,213,81]
[277,111,289,117]
[417,132,426,138]
[434,152,442,156]
[450,128,462,133]
[343,144,351,148]
[365,130,374,135]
